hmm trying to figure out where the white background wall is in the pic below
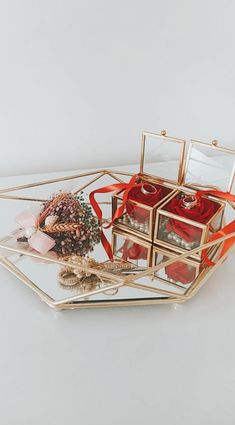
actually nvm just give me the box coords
[0,0,235,177]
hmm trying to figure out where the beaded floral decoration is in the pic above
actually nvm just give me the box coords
[17,192,101,257]
[41,192,101,256]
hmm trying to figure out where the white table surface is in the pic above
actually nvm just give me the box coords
[0,166,234,425]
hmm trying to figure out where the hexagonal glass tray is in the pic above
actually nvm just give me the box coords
[0,168,229,310]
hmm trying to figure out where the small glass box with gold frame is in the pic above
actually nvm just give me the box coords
[112,131,186,241]
[154,138,235,260]
[112,228,152,268]
[152,245,219,290]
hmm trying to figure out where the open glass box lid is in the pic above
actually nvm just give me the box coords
[140,131,235,194]
[183,138,235,193]
[140,130,186,185]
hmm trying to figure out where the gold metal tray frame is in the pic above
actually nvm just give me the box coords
[0,168,234,310]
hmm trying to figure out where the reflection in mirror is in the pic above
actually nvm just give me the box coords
[130,274,186,297]
[142,135,185,182]
[1,253,173,303]
[185,142,235,192]
[154,251,198,290]
[113,233,150,268]
[0,229,185,304]
[0,231,162,303]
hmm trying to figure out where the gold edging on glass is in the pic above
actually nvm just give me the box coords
[140,130,186,185]
[183,139,235,193]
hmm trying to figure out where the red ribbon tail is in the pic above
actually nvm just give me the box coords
[202,220,235,266]
[196,190,235,204]
[89,174,141,260]
[195,190,235,267]
[101,231,113,261]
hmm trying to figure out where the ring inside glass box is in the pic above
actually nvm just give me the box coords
[113,179,173,237]
[156,190,223,254]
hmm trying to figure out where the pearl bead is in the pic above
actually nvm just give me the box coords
[185,243,191,250]
[45,215,58,227]
[175,237,181,244]
[168,233,173,240]
[24,226,37,239]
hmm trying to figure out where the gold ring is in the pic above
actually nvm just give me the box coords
[182,195,198,210]
[141,183,157,196]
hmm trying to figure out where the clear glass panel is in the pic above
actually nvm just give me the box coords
[185,142,235,192]
[142,134,185,183]
[116,199,151,235]
[113,234,150,268]
[157,214,203,251]
[115,193,151,235]
[209,209,224,232]
[154,251,198,287]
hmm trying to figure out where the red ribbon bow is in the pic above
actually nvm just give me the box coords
[89,174,142,260]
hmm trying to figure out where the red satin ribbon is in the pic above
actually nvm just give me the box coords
[195,190,235,266]
[89,174,142,260]
[202,220,235,266]
[196,189,235,204]
[90,179,235,264]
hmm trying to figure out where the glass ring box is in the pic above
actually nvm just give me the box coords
[112,131,235,261]
[112,228,152,268]
[152,245,219,289]
[112,131,186,241]
[154,138,235,260]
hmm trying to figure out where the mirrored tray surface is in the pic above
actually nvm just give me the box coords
[0,168,231,310]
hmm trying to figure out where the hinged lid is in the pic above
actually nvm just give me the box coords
[184,139,235,193]
[140,130,186,185]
